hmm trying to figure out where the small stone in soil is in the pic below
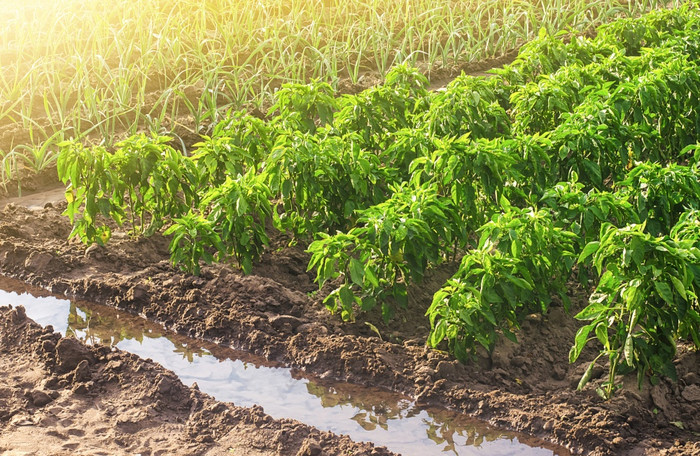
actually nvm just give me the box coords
[55,338,94,373]
[71,383,89,395]
[552,365,566,381]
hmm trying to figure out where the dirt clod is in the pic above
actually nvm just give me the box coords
[72,359,91,383]
[55,337,94,373]
[34,392,53,407]
[296,439,322,456]
[682,384,700,402]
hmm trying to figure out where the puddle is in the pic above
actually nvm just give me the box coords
[0,185,66,210]
[0,276,567,456]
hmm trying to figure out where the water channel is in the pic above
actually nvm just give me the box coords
[0,276,567,456]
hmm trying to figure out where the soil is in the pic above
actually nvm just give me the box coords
[0,304,393,456]
[0,190,698,456]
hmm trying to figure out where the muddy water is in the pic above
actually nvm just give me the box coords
[0,277,566,456]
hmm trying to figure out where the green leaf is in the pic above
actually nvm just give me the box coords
[581,160,602,187]
[360,296,376,312]
[364,267,379,288]
[575,303,607,320]
[670,276,688,301]
[670,421,685,430]
[595,323,609,350]
[364,321,382,340]
[504,273,533,291]
[654,281,675,307]
[339,285,355,312]
[281,179,293,198]
[502,327,518,343]
[348,258,365,286]
[570,323,594,363]
[429,319,447,347]
[578,241,600,263]
[241,256,253,275]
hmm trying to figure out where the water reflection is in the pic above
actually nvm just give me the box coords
[0,276,566,456]
[65,301,211,363]
[303,380,549,456]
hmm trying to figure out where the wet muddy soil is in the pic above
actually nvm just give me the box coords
[0,304,391,456]
[1,276,565,456]
[0,194,699,455]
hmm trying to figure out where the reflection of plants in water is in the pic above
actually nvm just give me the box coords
[67,302,145,346]
[424,413,517,454]
[351,411,388,431]
[306,381,515,454]
[66,302,210,362]
[426,420,460,455]
[424,418,498,455]
[172,343,211,363]
[306,382,412,431]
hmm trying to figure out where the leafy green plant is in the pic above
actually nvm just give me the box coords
[268,80,338,134]
[164,212,224,276]
[511,63,613,135]
[307,182,460,322]
[619,58,700,159]
[617,162,700,236]
[424,75,510,139]
[427,205,577,360]
[332,65,429,151]
[553,104,650,189]
[0,149,22,196]
[595,4,697,56]
[198,171,273,274]
[192,110,275,186]
[264,132,390,237]
[380,127,438,178]
[496,28,617,85]
[164,170,273,276]
[57,141,114,244]
[573,220,700,399]
[540,175,639,245]
[409,135,516,228]
[58,134,199,245]
[15,130,64,174]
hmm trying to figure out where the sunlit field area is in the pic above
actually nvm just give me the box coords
[0,0,674,178]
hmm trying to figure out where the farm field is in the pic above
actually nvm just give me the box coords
[0,0,679,195]
[1,1,700,455]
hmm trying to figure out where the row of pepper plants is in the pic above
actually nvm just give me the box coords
[57,2,700,398]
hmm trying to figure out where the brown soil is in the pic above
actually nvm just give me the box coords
[0,304,393,456]
[0,193,699,456]
[425,49,519,90]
